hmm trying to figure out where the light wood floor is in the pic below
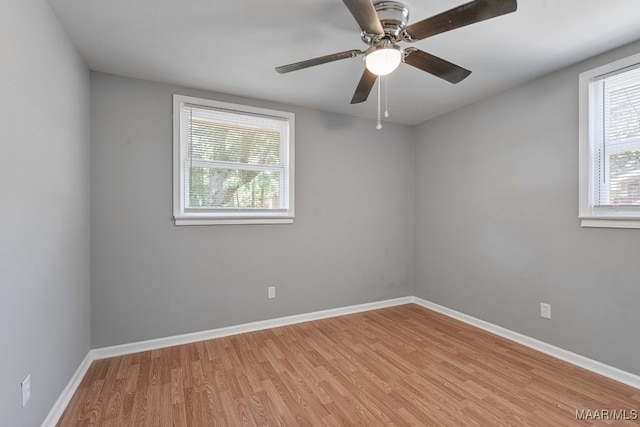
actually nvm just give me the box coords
[57,304,640,426]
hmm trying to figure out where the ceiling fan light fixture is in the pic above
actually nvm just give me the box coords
[364,45,403,76]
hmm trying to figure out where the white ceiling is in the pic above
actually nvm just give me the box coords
[47,0,640,125]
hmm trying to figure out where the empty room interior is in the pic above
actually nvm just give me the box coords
[3,0,640,425]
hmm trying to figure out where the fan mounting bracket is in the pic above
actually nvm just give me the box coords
[361,1,410,45]
[374,1,409,37]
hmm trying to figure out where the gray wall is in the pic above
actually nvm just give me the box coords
[0,1,91,426]
[90,72,414,348]
[414,40,640,376]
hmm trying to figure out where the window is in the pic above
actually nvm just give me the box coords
[579,52,640,229]
[173,95,294,225]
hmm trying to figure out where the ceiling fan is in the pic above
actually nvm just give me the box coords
[275,0,518,105]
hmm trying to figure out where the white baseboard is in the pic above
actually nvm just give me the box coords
[41,352,93,427]
[43,295,640,426]
[410,296,640,390]
[91,296,413,360]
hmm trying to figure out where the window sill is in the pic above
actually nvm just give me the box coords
[580,217,640,229]
[174,215,294,226]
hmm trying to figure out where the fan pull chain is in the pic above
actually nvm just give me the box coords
[384,75,389,118]
[376,77,382,130]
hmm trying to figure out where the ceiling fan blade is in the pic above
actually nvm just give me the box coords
[342,0,384,35]
[275,49,363,74]
[351,69,378,104]
[404,49,471,84]
[403,0,517,41]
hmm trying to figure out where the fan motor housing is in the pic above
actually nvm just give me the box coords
[374,1,410,37]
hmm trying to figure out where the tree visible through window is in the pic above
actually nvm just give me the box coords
[609,150,640,205]
[592,67,640,207]
[606,83,640,205]
[187,121,281,209]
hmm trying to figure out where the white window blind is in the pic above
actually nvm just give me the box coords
[173,95,294,225]
[591,65,640,208]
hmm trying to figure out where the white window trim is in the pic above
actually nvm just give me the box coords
[172,94,295,225]
[578,51,640,229]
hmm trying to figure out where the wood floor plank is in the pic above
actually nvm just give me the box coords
[57,304,640,426]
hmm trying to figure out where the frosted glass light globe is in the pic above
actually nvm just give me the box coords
[365,46,402,76]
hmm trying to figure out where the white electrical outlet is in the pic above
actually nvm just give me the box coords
[540,302,551,319]
[21,374,31,407]
[268,286,276,299]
